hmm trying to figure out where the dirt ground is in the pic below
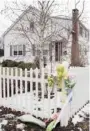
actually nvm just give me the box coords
[0,106,89,131]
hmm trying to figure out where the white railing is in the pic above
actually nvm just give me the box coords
[0,66,62,119]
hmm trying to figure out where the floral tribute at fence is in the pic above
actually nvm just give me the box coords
[48,64,76,96]
[46,64,76,131]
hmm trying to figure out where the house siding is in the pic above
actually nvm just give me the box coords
[2,7,89,65]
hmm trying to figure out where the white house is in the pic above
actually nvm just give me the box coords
[1,6,89,66]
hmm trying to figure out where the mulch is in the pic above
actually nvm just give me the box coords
[0,106,45,131]
[0,106,89,131]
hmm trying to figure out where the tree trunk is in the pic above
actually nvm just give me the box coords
[39,44,44,71]
[71,9,80,66]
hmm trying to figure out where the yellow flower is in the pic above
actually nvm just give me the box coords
[63,71,68,79]
[56,64,64,73]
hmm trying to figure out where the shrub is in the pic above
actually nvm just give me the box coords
[2,60,18,67]
[17,62,25,69]
[24,63,33,70]
[1,60,38,70]
[32,63,37,69]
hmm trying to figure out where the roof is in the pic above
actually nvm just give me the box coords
[52,16,71,21]
[2,5,39,37]
[2,6,89,38]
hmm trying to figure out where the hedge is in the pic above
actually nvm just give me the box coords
[1,59,40,70]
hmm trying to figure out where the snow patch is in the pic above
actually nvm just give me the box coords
[17,114,46,128]
[1,120,8,125]
[16,123,25,130]
[5,114,15,119]
[72,115,84,125]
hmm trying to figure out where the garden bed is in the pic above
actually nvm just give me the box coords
[0,102,89,131]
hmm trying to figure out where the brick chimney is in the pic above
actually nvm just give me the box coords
[71,9,80,66]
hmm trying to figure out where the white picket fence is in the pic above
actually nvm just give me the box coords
[0,66,63,119]
[0,66,89,125]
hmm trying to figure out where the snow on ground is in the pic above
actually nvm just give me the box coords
[72,114,84,125]
[0,92,64,118]
[17,114,46,128]
[69,66,89,117]
[72,102,89,125]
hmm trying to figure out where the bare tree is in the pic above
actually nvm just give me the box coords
[1,0,71,69]
[1,0,88,69]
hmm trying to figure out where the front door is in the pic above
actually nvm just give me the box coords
[55,42,62,62]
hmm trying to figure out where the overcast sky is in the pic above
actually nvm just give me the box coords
[0,0,90,36]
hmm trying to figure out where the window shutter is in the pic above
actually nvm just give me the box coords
[32,44,35,56]
[30,21,34,32]
[49,43,52,61]
[49,43,52,55]
[23,45,26,56]
[10,45,12,56]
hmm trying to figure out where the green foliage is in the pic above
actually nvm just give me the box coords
[56,64,64,73]
[64,78,76,89]
[2,60,18,67]
[56,64,68,88]
[47,64,68,89]
[46,120,56,131]
[1,60,38,70]
[18,62,32,70]
[48,76,54,87]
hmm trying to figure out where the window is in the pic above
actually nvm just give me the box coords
[32,44,35,56]
[37,50,40,56]
[36,50,48,56]
[85,30,87,38]
[79,26,83,36]
[10,45,26,56]
[49,43,53,61]
[30,21,34,32]
[55,42,62,61]
[18,45,23,55]
[43,50,48,55]
[13,45,18,55]
[79,25,89,40]
[85,30,89,40]
[43,56,47,67]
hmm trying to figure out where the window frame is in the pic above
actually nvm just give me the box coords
[11,45,25,56]
[30,21,34,32]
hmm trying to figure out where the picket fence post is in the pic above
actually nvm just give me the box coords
[30,68,33,114]
[0,66,2,105]
[41,67,45,118]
